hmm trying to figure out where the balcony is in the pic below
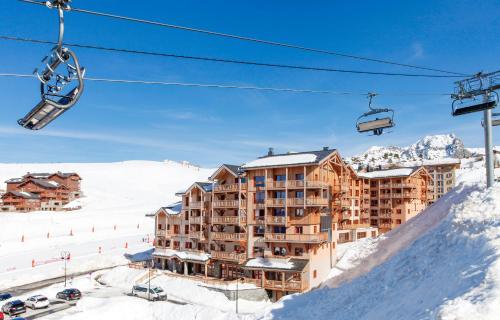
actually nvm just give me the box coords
[267,198,286,206]
[392,183,415,188]
[189,216,202,224]
[211,251,247,263]
[266,215,288,224]
[264,278,307,292]
[211,232,246,241]
[305,180,329,189]
[287,180,304,188]
[267,180,287,189]
[212,215,245,225]
[287,198,304,206]
[157,229,166,237]
[289,214,320,225]
[189,201,203,209]
[189,232,207,241]
[264,233,328,243]
[305,198,328,206]
[214,183,239,193]
[213,199,246,208]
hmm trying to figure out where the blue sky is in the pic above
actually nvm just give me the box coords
[0,0,498,166]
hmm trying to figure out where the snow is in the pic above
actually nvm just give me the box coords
[242,154,318,168]
[154,248,210,262]
[356,168,415,179]
[348,134,472,168]
[164,201,182,215]
[257,167,500,319]
[0,160,213,290]
[245,257,297,270]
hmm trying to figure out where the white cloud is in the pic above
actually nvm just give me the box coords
[410,42,425,60]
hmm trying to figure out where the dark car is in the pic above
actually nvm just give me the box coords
[0,293,12,302]
[1,300,26,316]
[56,288,81,301]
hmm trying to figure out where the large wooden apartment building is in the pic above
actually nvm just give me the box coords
[1,172,82,212]
[154,148,420,300]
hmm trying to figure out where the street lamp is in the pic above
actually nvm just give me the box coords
[60,251,70,287]
[235,277,245,314]
[146,259,154,301]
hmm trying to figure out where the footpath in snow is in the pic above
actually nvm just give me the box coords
[258,179,500,320]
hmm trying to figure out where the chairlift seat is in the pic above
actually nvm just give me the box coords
[357,117,394,133]
[18,88,79,130]
[452,100,496,117]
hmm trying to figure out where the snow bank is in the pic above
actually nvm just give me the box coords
[258,180,500,320]
[242,154,317,168]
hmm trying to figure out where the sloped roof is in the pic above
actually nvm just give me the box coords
[209,164,241,180]
[153,248,210,262]
[18,178,67,189]
[3,191,40,199]
[195,182,213,192]
[5,178,23,184]
[161,201,182,215]
[357,167,420,179]
[243,257,308,272]
[242,149,337,169]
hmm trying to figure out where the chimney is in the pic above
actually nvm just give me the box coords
[323,146,329,151]
[268,147,274,156]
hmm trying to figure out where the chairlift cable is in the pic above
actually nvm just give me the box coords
[0,36,465,79]
[0,72,452,96]
[17,0,469,77]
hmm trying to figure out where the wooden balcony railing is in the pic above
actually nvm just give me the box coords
[267,198,286,206]
[157,230,166,237]
[211,232,246,241]
[287,180,305,188]
[211,215,246,225]
[264,233,328,243]
[213,199,247,208]
[305,180,329,188]
[189,216,202,224]
[189,232,207,240]
[264,279,307,291]
[267,180,287,189]
[287,198,304,206]
[214,183,239,192]
[211,251,247,263]
[305,198,329,206]
[289,214,320,225]
[266,215,288,224]
[189,201,202,209]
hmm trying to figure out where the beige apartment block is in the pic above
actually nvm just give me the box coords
[152,148,432,301]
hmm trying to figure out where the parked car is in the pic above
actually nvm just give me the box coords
[1,300,26,316]
[0,311,4,320]
[131,285,167,301]
[0,293,12,302]
[56,288,81,301]
[11,318,26,320]
[25,295,50,309]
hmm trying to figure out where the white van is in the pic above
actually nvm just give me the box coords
[131,285,167,301]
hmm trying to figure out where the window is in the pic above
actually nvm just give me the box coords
[295,173,304,181]
[158,223,163,230]
[313,270,317,278]
[256,191,265,203]
[185,242,192,249]
[294,247,304,256]
[295,191,304,198]
[255,176,265,187]
[184,225,189,234]
[295,208,304,217]
[274,226,286,233]
[275,175,286,181]
[274,246,287,256]
[275,191,286,199]
[295,226,303,234]
[273,208,285,216]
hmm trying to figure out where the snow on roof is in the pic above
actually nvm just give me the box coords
[242,153,318,168]
[63,199,84,209]
[5,178,23,183]
[7,191,40,199]
[357,168,416,179]
[163,201,182,215]
[399,158,461,167]
[244,257,306,271]
[153,248,210,262]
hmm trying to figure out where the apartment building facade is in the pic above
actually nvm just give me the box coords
[421,160,460,204]
[357,168,432,233]
[153,148,391,301]
[1,172,82,212]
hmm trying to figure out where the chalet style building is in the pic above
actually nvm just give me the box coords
[153,148,425,301]
[1,172,82,212]
[357,168,432,233]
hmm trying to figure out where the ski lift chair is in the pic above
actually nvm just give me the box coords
[18,0,84,130]
[356,93,395,136]
[452,88,498,117]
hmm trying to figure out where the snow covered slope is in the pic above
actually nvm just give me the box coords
[258,177,500,319]
[349,134,473,168]
[0,160,213,289]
